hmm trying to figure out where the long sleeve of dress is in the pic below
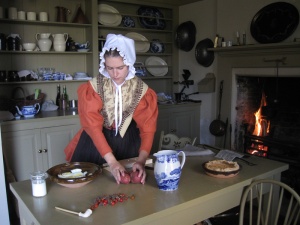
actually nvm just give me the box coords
[64,81,158,161]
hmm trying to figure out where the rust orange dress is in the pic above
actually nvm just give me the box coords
[64,77,158,164]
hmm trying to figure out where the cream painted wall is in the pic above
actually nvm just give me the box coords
[179,0,217,145]
[179,0,300,146]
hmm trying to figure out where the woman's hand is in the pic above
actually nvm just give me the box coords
[131,149,150,184]
[104,152,126,184]
[132,162,146,184]
[109,161,126,184]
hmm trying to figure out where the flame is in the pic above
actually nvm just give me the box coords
[253,92,270,136]
[248,91,269,156]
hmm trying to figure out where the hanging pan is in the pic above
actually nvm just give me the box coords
[209,80,226,136]
[195,38,214,67]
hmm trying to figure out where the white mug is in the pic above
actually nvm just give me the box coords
[17,11,26,20]
[0,7,3,19]
[27,11,36,21]
[8,7,18,19]
[39,12,48,21]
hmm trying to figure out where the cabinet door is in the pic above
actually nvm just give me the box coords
[151,104,201,153]
[41,124,80,170]
[171,109,199,138]
[2,130,42,181]
[152,111,172,153]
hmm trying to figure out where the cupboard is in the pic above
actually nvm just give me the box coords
[1,116,80,181]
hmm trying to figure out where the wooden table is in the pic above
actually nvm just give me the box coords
[10,155,288,225]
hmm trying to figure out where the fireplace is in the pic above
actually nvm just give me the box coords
[231,66,300,192]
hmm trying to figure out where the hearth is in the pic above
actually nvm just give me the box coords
[231,66,300,193]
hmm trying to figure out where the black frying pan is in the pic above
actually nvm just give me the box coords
[209,80,226,136]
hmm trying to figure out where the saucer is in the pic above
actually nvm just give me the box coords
[77,49,89,52]
[23,114,35,118]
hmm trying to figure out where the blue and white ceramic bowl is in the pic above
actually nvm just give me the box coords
[122,16,135,28]
[150,39,165,53]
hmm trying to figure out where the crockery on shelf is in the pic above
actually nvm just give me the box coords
[122,16,135,27]
[22,43,36,51]
[137,6,166,30]
[98,4,122,27]
[125,32,150,53]
[150,39,165,53]
[145,56,168,76]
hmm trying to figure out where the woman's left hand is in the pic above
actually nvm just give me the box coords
[132,162,146,184]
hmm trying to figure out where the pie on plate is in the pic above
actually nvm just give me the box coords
[202,159,240,178]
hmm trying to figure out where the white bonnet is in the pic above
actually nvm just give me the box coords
[99,34,136,80]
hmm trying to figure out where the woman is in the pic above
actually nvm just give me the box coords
[64,34,158,184]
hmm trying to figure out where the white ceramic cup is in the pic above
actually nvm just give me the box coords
[39,12,48,21]
[27,11,36,21]
[8,7,18,19]
[0,7,4,19]
[17,11,26,20]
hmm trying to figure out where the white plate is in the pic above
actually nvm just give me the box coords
[98,4,122,27]
[125,32,150,53]
[145,56,168,76]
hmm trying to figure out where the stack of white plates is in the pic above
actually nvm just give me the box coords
[145,56,168,76]
[125,32,150,53]
[98,4,122,27]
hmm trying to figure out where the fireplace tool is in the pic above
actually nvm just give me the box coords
[262,57,286,118]
[209,80,226,136]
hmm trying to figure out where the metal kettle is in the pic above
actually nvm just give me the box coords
[56,6,70,22]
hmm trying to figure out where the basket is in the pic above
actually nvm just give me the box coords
[11,87,45,108]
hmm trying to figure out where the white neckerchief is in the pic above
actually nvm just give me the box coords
[112,80,125,135]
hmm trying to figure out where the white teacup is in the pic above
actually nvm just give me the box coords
[27,11,36,21]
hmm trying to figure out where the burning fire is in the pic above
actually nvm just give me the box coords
[253,92,270,136]
[248,92,269,156]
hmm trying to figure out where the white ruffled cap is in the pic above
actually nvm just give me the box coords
[99,34,136,80]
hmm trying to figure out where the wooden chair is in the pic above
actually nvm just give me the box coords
[158,131,197,151]
[239,179,300,225]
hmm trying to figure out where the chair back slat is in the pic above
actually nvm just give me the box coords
[239,179,300,225]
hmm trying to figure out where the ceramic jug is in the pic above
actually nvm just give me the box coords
[53,33,68,52]
[7,34,21,51]
[153,150,186,191]
[36,33,52,52]
[15,103,40,118]
[55,6,70,22]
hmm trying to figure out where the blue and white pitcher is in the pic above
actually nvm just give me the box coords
[153,150,186,191]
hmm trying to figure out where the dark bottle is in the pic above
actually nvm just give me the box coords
[61,85,69,110]
[56,84,61,108]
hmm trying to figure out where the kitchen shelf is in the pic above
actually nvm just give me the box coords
[0,80,88,85]
[141,76,172,80]
[98,25,173,33]
[208,42,300,55]
[0,51,92,54]
[0,18,92,27]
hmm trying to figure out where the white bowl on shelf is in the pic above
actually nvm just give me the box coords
[22,43,36,51]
